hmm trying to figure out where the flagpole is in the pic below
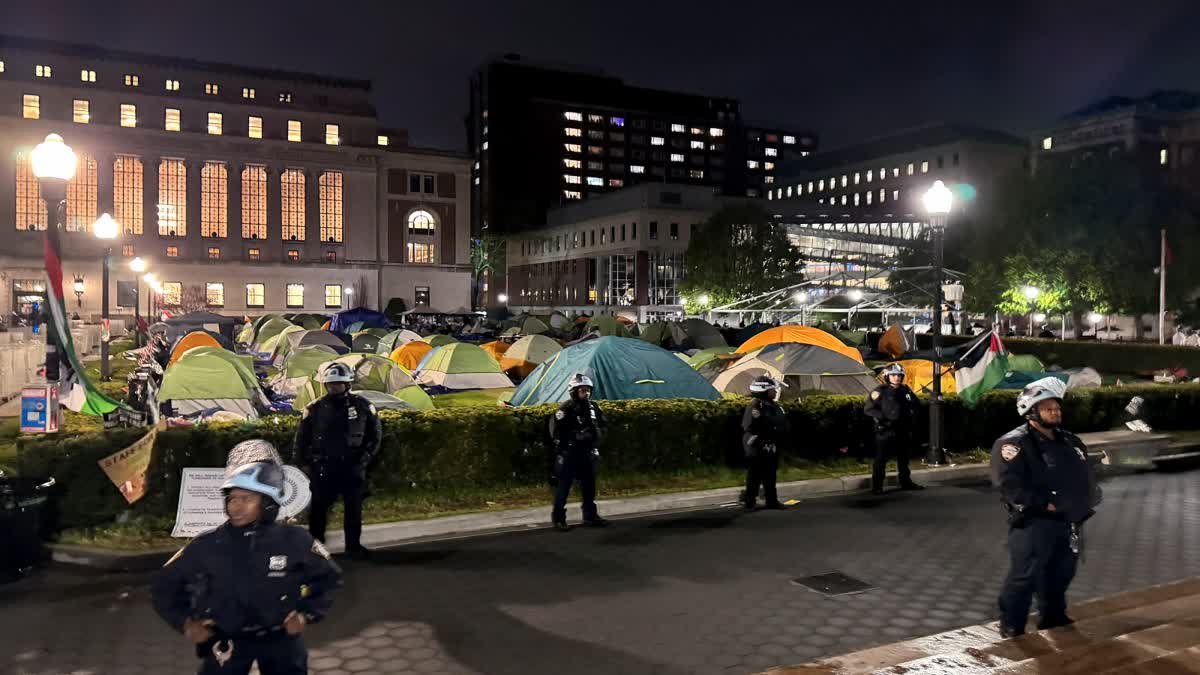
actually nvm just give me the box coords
[1159,228,1167,345]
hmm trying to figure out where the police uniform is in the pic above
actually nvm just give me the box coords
[293,392,381,551]
[741,397,788,509]
[992,423,1100,635]
[549,397,608,525]
[863,383,921,492]
[151,520,343,674]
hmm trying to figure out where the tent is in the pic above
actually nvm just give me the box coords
[585,315,632,338]
[680,319,727,350]
[735,325,865,364]
[500,326,522,338]
[714,344,878,397]
[390,341,434,371]
[548,311,571,330]
[290,314,326,330]
[264,325,305,364]
[998,366,1101,391]
[165,310,239,341]
[294,353,417,408]
[735,322,773,345]
[516,316,550,335]
[1008,354,1045,372]
[270,346,339,397]
[168,330,226,366]
[252,317,297,354]
[330,307,390,333]
[511,336,721,406]
[159,347,268,419]
[480,340,512,361]
[639,321,688,350]
[393,385,435,411]
[351,332,382,353]
[352,390,415,411]
[252,313,284,333]
[236,323,255,345]
[893,359,957,395]
[879,323,916,359]
[287,329,350,355]
[376,329,422,356]
[423,334,458,348]
[414,343,513,390]
[688,346,737,370]
[500,334,563,379]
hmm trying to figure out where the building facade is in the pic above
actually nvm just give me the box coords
[0,36,471,324]
[506,184,739,321]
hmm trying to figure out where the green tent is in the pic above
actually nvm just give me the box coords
[688,346,736,370]
[376,329,422,356]
[415,343,513,390]
[236,323,254,345]
[292,314,326,330]
[253,317,297,354]
[423,334,458,348]
[294,353,417,408]
[511,336,720,406]
[586,315,632,338]
[680,319,727,350]
[252,313,284,334]
[639,321,688,349]
[351,331,383,353]
[270,346,338,396]
[159,347,267,417]
[268,324,307,365]
[518,316,550,335]
[1008,354,1046,372]
[393,385,435,411]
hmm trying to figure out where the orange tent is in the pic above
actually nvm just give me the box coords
[321,319,332,330]
[894,359,956,394]
[480,341,511,361]
[389,341,433,371]
[168,331,222,365]
[735,326,864,364]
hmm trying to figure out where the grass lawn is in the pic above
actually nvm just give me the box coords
[0,417,18,475]
[82,338,137,399]
[432,388,514,408]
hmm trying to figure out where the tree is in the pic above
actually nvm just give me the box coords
[678,204,805,314]
[168,284,209,314]
[470,234,506,309]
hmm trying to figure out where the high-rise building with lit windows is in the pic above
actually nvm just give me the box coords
[0,35,473,319]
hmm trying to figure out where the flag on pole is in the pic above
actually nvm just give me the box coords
[43,231,126,416]
[953,330,1009,409]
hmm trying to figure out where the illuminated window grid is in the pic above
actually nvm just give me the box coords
[73,99,90,123]
[280,169,306,241]
[241,165,267,239]
[286,284,304,308]
[407,242,436,263]
[207,112,222,135]
[325,285,342,308]
[201,162,228,238]
[324,124,340,145]
[248,116,263,139]
[157,159,187,236]
[246,283,265,307]
[287,120,301,142]
[65,155,98,232]
[206,283,225,306]
[14,153,47,231]
[319,171,343,243]
[162,282,182,305]
[22,94,39,119]
[165,108,180,132]
[120,104,136,127]
[113,156,144,234]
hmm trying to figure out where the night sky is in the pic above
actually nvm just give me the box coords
[8,0,1200,151]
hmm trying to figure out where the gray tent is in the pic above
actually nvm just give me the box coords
[713,343,877,397]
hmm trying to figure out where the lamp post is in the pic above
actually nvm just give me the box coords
[93,213,119,380]
[923,180,953,466]
[31,133,78,385]
[144,273,160,320]
[344,286,354,309]
[73,276,85,308]
[1022,286,1040,336]
[129,257,146,346]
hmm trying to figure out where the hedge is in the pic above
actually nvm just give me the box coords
[1003,338,1200,374]
[18,384,1200,531]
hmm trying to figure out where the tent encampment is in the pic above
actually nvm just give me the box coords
[293,353,417,408]
[735,325,865,364]
[351,332,382,353]
[500,334,563,378]
[286,329,350,355]
[714,344,877,397]
[639,321,688,350]
[879,323,916,359]
[264,325,305,364]
[376,329,422,356]
[585,315,632,338]
[680,319,727,350]
[329,307,390,333]
[688,346,737,370]
[390,341,434,371]
[168,330,228,365]
[516,316,550,335]
[252,317,297,354]
[269,346,339,396]
[423,334,458,348]
[165,310,240,341]
[735,322,773,345]
[414,343,512,390]
[159,347,268,419]
[352,389,415,411]
[480,340,511,361]
[510,336,720,406]
[548,311,571,330]
[1008,354,1045,372]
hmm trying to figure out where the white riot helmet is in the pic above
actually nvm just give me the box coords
[881,364,906,381]
[318,361,354,384]
[1016,377,1067,418]
[748,374,785,394]
[567,373,594,392]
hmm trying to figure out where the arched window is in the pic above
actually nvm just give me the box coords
[406,209,437,263]
[407,209,436,236]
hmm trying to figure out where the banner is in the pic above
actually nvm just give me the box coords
[171,465,312,538]
[97,427,155,504]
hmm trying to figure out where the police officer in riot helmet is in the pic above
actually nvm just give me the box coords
[741,375,789,511]
[293,362,382,559]
[993,377,1101,637]
[864,364,923,495]
[549,374,609,531]
[151,457,343,675]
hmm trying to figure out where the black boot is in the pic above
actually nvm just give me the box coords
[345,544,371,561]
[763,501,787,510]
[553,521,571,532]
[999,623,1025,638]
[1037,614,1075,630]
[899,482,924,491]
[582,517,609,527]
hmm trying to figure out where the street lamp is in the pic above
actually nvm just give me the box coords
[94,213,120,380]
[31,133,77,385]
[1089,312,1104,337]
[497,293,509,304]
[129,256,146,345]
[1023,286,1040,336]
[922,180,953,466]
[73,276,85,307]
[343,286,354,309]
[144,273,159,321]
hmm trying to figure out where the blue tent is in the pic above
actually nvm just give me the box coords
[330,308,390,333]
[510,336,721,406]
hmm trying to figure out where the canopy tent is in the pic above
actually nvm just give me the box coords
[511,336,721,406]
[351,332,383,353]
[893,359,957,395]
[329,307,390,333]
[376,329,423,356]
[585,315,632,338]
[269,346,339,397]
[480,340,512,361]
[423,334,458,348]
[639,321,689,350]
[389,341,434,371]
[500,334,563,379]
[688,346,737,370]
[714,344,877,397]
[168,331,228,366]
[878,323,916,359]
[680,319,727,350]
[293,353,416,408]
[735,322,773,345]
[735,325,865,364]
[414,343,513,390]
[287,329,350,355]
[159,347,268,419]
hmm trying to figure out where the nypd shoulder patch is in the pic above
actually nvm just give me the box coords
[554,410,565,420]
[1000,444,1020,462]
[870,390,880,400]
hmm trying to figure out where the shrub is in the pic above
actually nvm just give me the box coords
[1004,338,1200,374]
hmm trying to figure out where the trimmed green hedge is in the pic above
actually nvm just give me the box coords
[1005,338,1200,374]
[18,384,1200,531]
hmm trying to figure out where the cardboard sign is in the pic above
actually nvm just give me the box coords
[20,385,59,434]
[171,465,312,538]
[97,427,156,504]
[278,466,312,519]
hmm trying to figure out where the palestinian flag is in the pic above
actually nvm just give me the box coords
[43,226,126,416]
[954,330,1009,409]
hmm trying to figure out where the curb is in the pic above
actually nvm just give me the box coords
[49,543,176,573]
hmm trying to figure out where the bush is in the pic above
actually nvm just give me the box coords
[1004,337,1200,374]
[19,384,1200,531]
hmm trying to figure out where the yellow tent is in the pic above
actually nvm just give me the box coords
[389,341,434,371]
[736,326,864,364]
[499,334,563,379]
[169,331,222,365]
[894,359,956,394]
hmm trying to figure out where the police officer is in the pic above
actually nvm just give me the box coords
[293,362,382,559]
[993,378,1101,637]
[152,459,343,675]
[864,364,923,495]
[741,375,789,511]
[549,374,609,531]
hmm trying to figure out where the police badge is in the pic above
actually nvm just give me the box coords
[1000,444,1020,462]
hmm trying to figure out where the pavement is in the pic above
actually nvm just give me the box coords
[2,467,1198,675]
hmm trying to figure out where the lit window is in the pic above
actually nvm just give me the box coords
[80,69,96,82]
[281,169,306,241]
[866,170,873,182]
[203,83,218,95]
[122,245,134,257]
[609,178,624,187]
[324,124,340,145]
[286,283,304,308]
[287,249,300,262]
[765,147,778,157]
[1040,137,1053,150]
[670,153,684,162]
[818,179,825,191]
[764,162,775,170]
[710,128,724,137]
[841,195,847,205]
[481,140,488,150]
[588,114,603,124]
[563,174,582,185]
[166,246,179,257]
[921,160,929,173]
[62,154,98,232]
[907,163,914,175]
[689,169,704,179]
[893,189,900,200]
[610,116,625,126]
[564,143,582,153]
[563,158,582,169]
[248,116,262,139]
[124,74,139,87]
[246,283,265,307]
[247,249,261,261]
[841,175,848,187]
[0,61,5,73]
[786,186,793,197]
[206,282,224,306]
[854,193,860,205]
[690,140,705,149]
[406,242,436,263]
[242,87,255,99]
[208,247,220,260]
[563,111,583,121]
[113,156,144,234]
[893,167,900,177]
[35,65,51,78]
[22,94,39,119]
[564,127,582,138]
[241,165,267,240]
[207,112,222,135]
[783,135,796,144]
[764,176,775,184]
[651,136,665,146]
[407,209,436,236]
[377,135,388,146]
[201,162,228,238]
[671,123,686,133]
[118,103,136,128]
[586,176,603,186]
[162,282,182,306]
[279,92,293,103]
[165,108,180,132]
[807,181,814,193]
[319,171,343,243]
[165,79,179,91]
[324,285,342,308]
[72,99,89,124]
[563,189,582,199]
[854,172,861,184]
[1160,148,1169,165]
[866,191,872,205]
[287,120,301,142]
[15,153,47,231]
[630,165,645,174]
[879,188,886,202]
[158,159,187,236]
